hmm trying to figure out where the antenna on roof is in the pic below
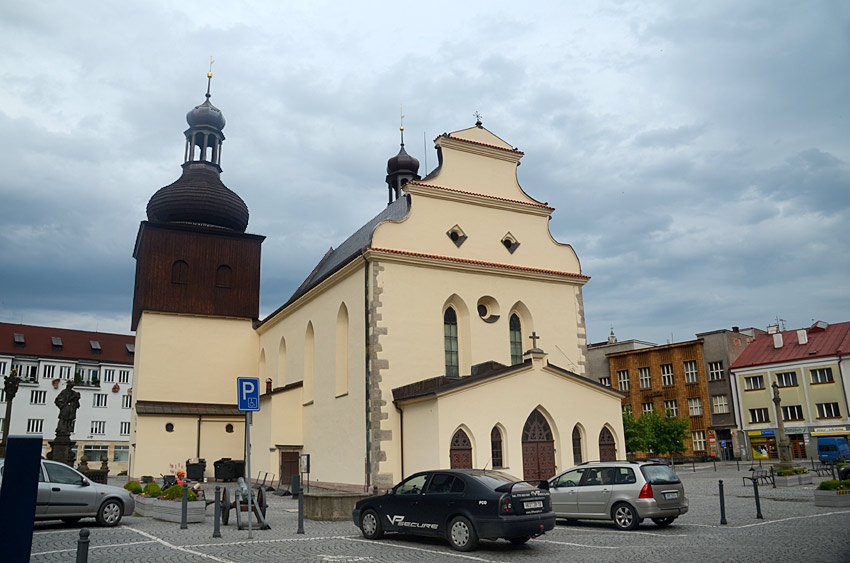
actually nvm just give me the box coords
[423,131,428,176]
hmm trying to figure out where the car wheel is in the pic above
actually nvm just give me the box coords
[508,536,530,545]
[448,516,479,552]
[96,499,123,527]
[612,502,639,531]
[651,517,675,527]
[360,509,383,540]
[839,466,850,480]
[61,517,82,524]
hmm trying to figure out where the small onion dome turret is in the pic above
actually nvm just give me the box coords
[387,143,419,176]
[186,97,226,131]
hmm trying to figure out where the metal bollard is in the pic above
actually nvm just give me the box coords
[292,475,304,534]
[719,480,727,525]
[692,460,696,472]
[771,466,776,489]
[373,485,378,496]
[713,458,717,472]
[831,461,837,480]
[181,483,189,529]
[752,477,763,519]
[736,459,740,471]
[76,528,90,563]
[213,486,222,538]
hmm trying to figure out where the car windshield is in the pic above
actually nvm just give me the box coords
[641,464,680,484]
[468,470,535,490]
[821,445,837,451]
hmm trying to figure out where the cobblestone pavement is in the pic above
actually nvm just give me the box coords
[29,462,850,562]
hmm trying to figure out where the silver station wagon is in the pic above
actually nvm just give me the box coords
[548,460,688,530]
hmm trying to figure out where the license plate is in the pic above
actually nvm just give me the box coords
[524,500,543,509]
[663,492,678,500]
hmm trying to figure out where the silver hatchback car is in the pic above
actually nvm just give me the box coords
[548,461,688,530]
[0,458,135,526]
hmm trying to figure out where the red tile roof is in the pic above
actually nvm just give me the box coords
[435,133,525,155]
[0,322,134,365]
[368,247,589,280]
[730,321,850,370]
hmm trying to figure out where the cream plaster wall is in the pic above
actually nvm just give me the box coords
[251,387,303,479]
[254,264,367,486]
[399,360,625,479]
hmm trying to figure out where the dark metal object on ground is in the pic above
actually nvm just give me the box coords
[76,528,90,563]
[719,480,727,525]
[218,486,270,530]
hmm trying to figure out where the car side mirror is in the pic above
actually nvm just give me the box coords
[386,488,394,495]
[81,478,90,487]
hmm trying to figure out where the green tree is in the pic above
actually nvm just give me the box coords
[623,409,689,458]
[622,412,643,453]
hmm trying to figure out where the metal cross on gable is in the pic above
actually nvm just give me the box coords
[529,331,541,348]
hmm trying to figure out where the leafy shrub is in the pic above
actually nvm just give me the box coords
[143,482,163,497]
[817,479,850,491]
[161,484,198,501]
[124,481,143,494]
[776,469,794,476]
[793,467,808,474]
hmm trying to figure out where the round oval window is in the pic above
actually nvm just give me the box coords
[226,424,234,433]
[165,423,174,432]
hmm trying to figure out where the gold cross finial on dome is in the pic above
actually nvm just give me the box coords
[399,105,406,144]
[205,56,215,98]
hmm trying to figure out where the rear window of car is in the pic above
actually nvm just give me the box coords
[640,464,680,484]
[468,470,535,490]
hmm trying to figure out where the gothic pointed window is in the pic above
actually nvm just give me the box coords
[444,307,459,377]
[510,314,522,364]
[491,426,504,468]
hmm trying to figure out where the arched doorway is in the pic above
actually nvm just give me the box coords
[572,426,583,464]
[599,427,616,461]
[522,410,556,480]
[450,429,473,469]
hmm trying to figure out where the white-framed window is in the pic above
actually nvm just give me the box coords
[42,365,55,379]
[639,367,652,389]
[30,390,46,405]
[119,370,130,384]
[93,394,107,408]
[776,372,797,387]
[711,395,729,414]
[0,360,7,375]
[120,421,131,435]
[103,369,115,383]
[688,397,703,416]
[0,417,4,437]
[83,444,109,461]
[664,400,678,417]
[622,404,633,416]
[0,389,5,402]
[16,363,38,382]
[692,431,706,451]
[750,408,770,423]
[59,365,71,380]
[90,421,106,435]
[745,375,765,390]
[811,368,834,384]
[122,394,132,409]
[708,361,724,381]
[618,370,630,391]
[113,445,129,462]
[27,419,44,433]
[600,376,611,387]
[661,364,674,386]
[444,308,459,377]
[782,405,804,421]
[642,402,654,414]
[816,402,841,419]
[684,360,699,383]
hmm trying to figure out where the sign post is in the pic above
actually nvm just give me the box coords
[237,377,260,539]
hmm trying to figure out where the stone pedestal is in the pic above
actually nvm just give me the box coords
[47,433,76,467]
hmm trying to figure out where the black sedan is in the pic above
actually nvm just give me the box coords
[353,469,555,551]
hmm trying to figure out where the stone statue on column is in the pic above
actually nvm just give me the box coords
[48,381,80,466]
[772,381,794,470]
[0,369,22,458]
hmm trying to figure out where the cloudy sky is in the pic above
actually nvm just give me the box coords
[1,1,847,346]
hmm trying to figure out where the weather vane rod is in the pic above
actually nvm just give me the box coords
[206,56,214,98]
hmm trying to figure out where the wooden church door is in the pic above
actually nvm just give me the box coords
[599,427,616,461]
[450,429,473,469]
[522,410,556,480]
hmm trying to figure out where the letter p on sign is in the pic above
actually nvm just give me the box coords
[237,377,260,411]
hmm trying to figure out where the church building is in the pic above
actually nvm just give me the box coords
[129,78,626,489]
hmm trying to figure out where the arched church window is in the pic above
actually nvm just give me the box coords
[491,426,503,468]
[444,307,459,377]
[572,426,583,464]
[216,265,232,288]
[171,260,189,284]
[509,314,522,364]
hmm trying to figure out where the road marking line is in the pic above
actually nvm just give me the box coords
[347,536,506,562]
[183,535,351,548]
[31,541,156,556]
[537,539,620,549]
[127,528,235,562]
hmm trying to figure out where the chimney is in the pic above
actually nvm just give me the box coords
[767,325,779,334]
[732,326,740,333]
[773,333,783,349]
[797,330,808,345]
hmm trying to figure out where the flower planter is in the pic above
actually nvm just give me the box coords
[798,473,812,485]
[774,474,799,488]
[134,495,206,522]
[813,489,850,507]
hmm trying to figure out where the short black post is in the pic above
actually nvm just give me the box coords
[76,528,90,563]
[736,459,740,471]
[373,485,378,496]
[292,475,304,534]
[719,480,727,525]
[771,466,776,488]
[213,486,221,538]
[692,460,696,472]
[752,477,763,519]
[759,458,763,468]
[180,483,189,529]
[713,458,717,472]
[831,461,837,480]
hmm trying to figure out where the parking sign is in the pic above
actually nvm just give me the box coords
[237,377,260,411]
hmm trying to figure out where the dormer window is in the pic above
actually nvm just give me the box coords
[446,225,467,248]
[13,333,26,347]
[501,232,520,254]
[126,343,135,355]
[52,336,63,351]
[90,340,102,354]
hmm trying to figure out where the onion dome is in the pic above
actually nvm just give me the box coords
[385,122,420,205]
[146,71,248,232]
